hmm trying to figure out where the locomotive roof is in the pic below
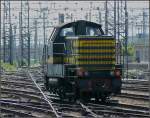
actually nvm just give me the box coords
[49,20,105,41]
[57,20,102,28]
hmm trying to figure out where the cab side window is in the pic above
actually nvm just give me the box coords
[60,27,75,36]
[86,26,102,36]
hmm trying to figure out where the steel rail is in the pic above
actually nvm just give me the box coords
[2,83,39,91]
[27,69,149,117]
[94,109,149,117]
[88,102,149,112]
[1,80,33,85]
[86,103,149,118]
[1,87,41,95]
[77,101,101,118]
[29,69,101,118]
[118,93,149,100]
[87,103,149,115]
[0,99,47,105]
[28,70,61,118]
[0,108,36,117]
[0,99,55,112]
[2,90,46,102]
[122,87,148,92]
[1,101,53,114]
[122,86,149,91]
[1,74,30,79]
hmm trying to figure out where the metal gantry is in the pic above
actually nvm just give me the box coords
[0,0,1,65]
[124,0,128,79]
[19,0,30,67]
[104,0,117,36]
[105,0,108,35]
[2,0,13,64]
[117,0,128,79]
[104,0,128,79]
[13,25,17,64]
[34,20,38,64]
[2,1,148,74]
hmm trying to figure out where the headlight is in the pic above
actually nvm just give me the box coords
[77,67,84,77]
[84,71,89,76]
[110,71,114,76]
[115,70,120,76]
[77,71,84,76]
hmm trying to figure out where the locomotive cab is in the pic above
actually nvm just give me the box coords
[44,20,122,101]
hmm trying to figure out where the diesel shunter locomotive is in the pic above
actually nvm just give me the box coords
[43,20,122,101]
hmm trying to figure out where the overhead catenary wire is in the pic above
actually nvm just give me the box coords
[0,0,1,63]
[1,0,149,69]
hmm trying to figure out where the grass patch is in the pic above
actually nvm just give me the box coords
[1,62,17,71]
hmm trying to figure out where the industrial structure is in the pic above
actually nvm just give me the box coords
[0,0,149,77]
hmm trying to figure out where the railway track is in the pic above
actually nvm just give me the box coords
[118,92,149,101]
[1,68,149,118]
[1,100,54,118]
[1,69,55,118]
[121,78,149,101]
[122,86,149,92]
[122,79,149,86]
[28,69,101,118]
[29,69,149,118]
[86,102,149,118]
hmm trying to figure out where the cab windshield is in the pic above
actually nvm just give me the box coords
[86,26,102,36]
[60,27,75,36]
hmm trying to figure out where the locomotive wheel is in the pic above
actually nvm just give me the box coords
[81,92,90,102]
[75,88,80,101]
[68,89,78,102]
[68,95,76,102]
[95,95,99,103]
[44,75,49,90]
[101,97,106,103]
[59,87,66,100]
[101,95,108,103]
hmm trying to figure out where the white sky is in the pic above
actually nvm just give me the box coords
[127,1,149,8]
[1,0,149,43]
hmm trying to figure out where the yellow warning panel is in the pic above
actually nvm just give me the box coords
[47,56,53,64]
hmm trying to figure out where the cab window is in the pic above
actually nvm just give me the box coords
[60,27,75,36]
[86,26,102,36]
